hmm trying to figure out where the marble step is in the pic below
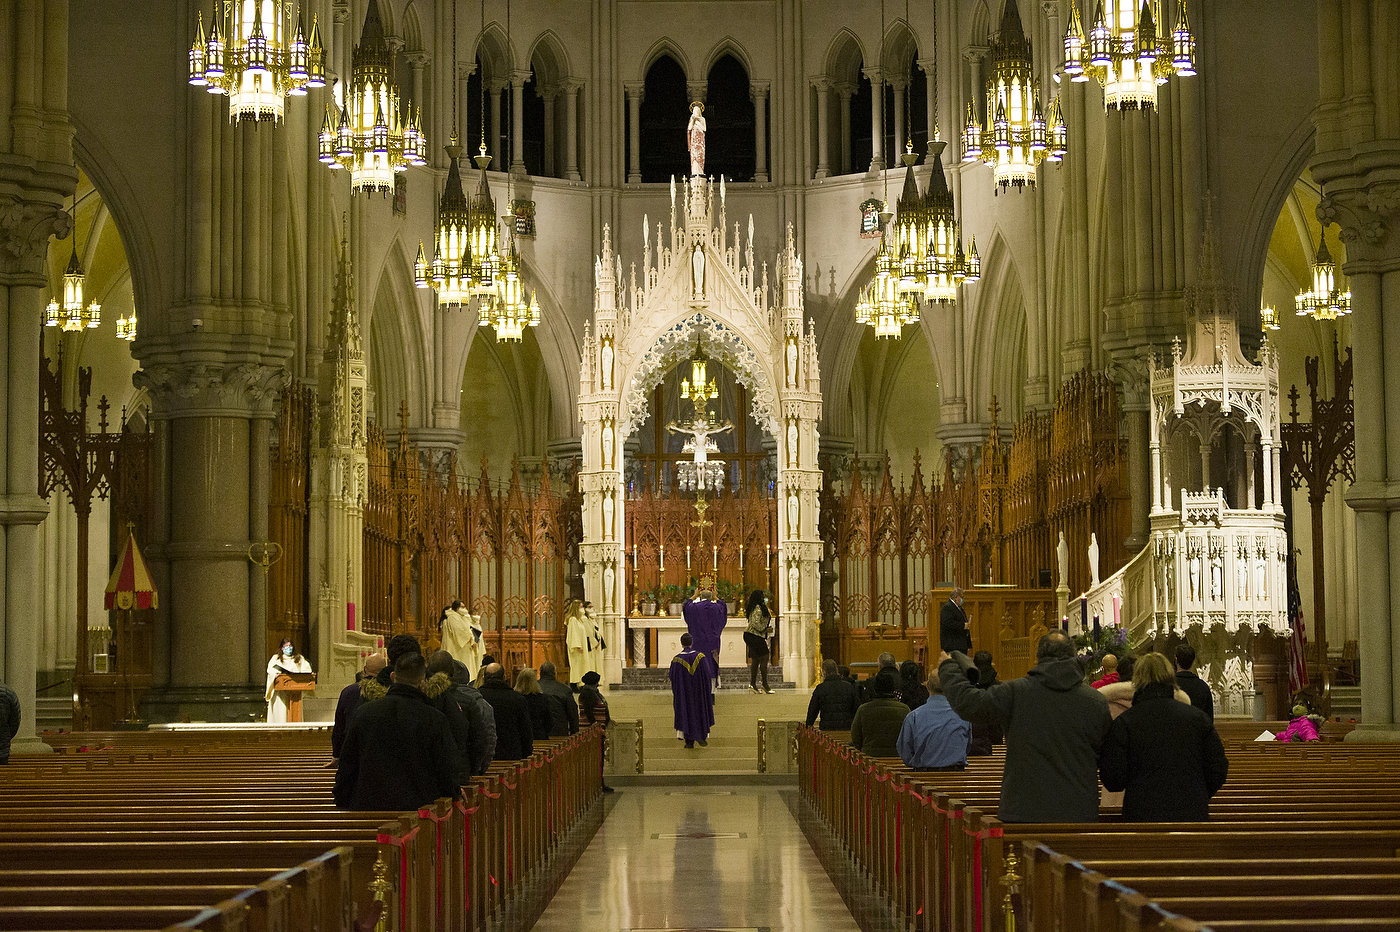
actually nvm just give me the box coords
[36,696,73,732]
[614,665,792,690]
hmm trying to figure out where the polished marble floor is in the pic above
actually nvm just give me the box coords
[528,787,858,931]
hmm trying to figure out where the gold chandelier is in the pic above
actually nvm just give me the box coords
[189,0,324,122]
[415,136,474,306]
[1259,304,1280,332]
[962,0,1066,192]
[891,137,980,306]
[478,237,540,342]
[45,203,100,333]
[116,309,138,341]
[1063,0,1196,110]
[855,232,920,340]
[1295,226,1351,321]
[318,0,426,194]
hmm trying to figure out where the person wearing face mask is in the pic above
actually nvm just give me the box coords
[265,638,315,723]
[582,601,607,681]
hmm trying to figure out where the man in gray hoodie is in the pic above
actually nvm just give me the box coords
[939,630,1111,823]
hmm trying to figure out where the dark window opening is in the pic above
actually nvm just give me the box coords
[638,55,690,183]
[704,54,755,182]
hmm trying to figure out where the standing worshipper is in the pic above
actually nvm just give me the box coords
[577,671,615,794]
[743,590,774,694]
[331,654,387,761]
[440,601,484,681]
[670,632,715,749]
[264,638,314,723]
[1174,643,1215,722]
[939,588,972,654]
[582,601,607,681]
[478,663,534,761]
[0,680,19,764]
[684,575,728,688]
[514,667,554,741]
[564,600,592,688]
[538,661,580,736]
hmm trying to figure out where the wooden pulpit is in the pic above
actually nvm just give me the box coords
[272,672,317,722]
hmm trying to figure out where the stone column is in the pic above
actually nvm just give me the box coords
[836,83,854,175]
[406,51,428,123]
[864,68,884,174]
[811,77,832,179]
[134,361,289,722]
[889,76,907,155]
[564,80,583,181]
[917,57,938,142]
[751,81,770,183]
[488,79,506,165]
[965,47,987,123]
[624,81,644,183]
[1199,438,1211,493]
[541,86,557,178]
[509,70,529,175]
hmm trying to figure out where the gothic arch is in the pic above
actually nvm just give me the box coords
[401,1,423,52]
[366,240,429,424]
[474,22,515,81]
[968,228,1029,423]
[880,19,921,74]
[1238,114,1316,335]
[967,0,993,46]
[528,30,571,88]
[637,38,692,85]
[823,28,865,86]
[703,37,754,79]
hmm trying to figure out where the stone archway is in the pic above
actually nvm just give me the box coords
[577,177,823,686]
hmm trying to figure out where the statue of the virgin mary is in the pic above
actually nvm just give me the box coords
[687,101,706,177]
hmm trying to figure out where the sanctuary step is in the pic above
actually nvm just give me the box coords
[1330,685,1361,722]
[615,664,792,690]
[605,689,810,774]
[36,696,72,733]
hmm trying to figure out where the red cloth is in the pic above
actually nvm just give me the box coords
[1090,671,1120,689]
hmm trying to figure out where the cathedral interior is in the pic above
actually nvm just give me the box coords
[3,0,1399,746]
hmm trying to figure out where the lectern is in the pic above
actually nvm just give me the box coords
[271,672,317,723]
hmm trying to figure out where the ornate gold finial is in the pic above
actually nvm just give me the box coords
[1002,845,1021,932]
[369,850,394,932]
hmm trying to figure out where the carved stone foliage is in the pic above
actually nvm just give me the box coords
[0,199,71,280]
[134,361,290,416]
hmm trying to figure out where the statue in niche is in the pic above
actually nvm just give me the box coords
[1088,533,1101,588]
[1210,552,1223,601]
[602,491,614,541]
[788,490,799,537]
[789,562,800,611]
[1236,552,1249,601]
[600,339,613,392]
[687,101,706,176]
[1189,555,1201,603]
[786,337,798,388]
[1255,556,1266,602]
[603,563,615,613]
[691,240,706,299]
[787,418,798,467]
[1056,531,1069,589]
[602,421,614,470]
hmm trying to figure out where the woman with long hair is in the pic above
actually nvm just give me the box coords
[743,590,773,693]
[514,667,553,741]
[563,598,591,690]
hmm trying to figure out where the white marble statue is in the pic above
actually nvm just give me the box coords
[1088,533,1100,588]
[787,419,798,467]
[602,421,614,469]
[602,491,614,540]
[691,241,706,298]
[1056,531,1069,588]
[687,102,706,176]
[600,339,613,391]
[786,337,798,387]
[666,412,731,464]
[788,490,800,536]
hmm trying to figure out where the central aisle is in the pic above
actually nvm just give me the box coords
[529,786,856,931]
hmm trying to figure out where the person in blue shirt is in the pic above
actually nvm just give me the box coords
[896,672,971,771]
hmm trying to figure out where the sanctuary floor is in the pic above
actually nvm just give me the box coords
[529,786,858,931]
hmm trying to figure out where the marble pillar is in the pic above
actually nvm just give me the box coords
[625,82,644,184]
[812,77,831,179]
[864,68,884,174]
[564,80,583,181]
[751,81,770,183]
[837,83,854,175]
[510,70,529,175]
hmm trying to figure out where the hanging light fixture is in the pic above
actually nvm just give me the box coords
[1259,304,1280,332]
[318,0,426,194]
[46,197,101,333]
[479,236,540,342]
[1063,0,1196,110]
[1295,226,1351,321]
[116,308,138,341]
[189,0,325,122]
[962,0,1066,192]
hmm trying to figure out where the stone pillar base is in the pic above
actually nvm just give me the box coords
[9,735,55,756]
[1344,723,1400,743]
[139,685,267,724]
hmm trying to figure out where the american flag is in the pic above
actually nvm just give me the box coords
[1287,580,1310,694]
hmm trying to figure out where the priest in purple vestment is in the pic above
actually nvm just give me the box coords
[682,574,727,686]
[670,633,715,747]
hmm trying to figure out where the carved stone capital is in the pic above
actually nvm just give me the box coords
[135,361,290,419]
[1317,192,1387,248]
[750,80,771,102]
[622,81,646,101]
[404,50,430,68]
[0,199,71,281]
[1109,352,1153,410]
[809,75,833,92]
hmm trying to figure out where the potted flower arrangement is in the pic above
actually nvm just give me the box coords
[640,587,657,617]
[665,583,684,617]
[716,580,741,616]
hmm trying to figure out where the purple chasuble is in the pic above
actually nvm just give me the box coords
[669,647,715,742]
[683,597,727,679]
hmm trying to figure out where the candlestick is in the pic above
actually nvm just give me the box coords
[686,545,691,570]
[740,544,745,569]
[659,544,664,572]
[1112,593,1121,629]
[766,543,771,572]
[1080,595,1088,635]
[1092,613,1101,643]
[713,545,718,570]
[1061,616,1068,632]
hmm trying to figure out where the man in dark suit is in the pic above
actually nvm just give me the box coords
[940,587,972,654]
[1174,643,1215,722]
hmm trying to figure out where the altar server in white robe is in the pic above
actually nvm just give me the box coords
[441,600,485,681]
[265,638,315,723]
[564,599,594,687]
[583,601,606,681]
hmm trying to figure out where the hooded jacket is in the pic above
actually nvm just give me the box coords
[447,661,497,774]
[538,673,580,736]
[333,683,458,811]
[940,651,1112,823]
[1097,680,1191,719]
[422,672,475,784]
[479,677,535,761]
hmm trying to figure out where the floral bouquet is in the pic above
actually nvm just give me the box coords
[1072,623,1134,675]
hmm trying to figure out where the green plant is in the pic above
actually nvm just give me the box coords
[663,583,684,604]
[716,580,738,602]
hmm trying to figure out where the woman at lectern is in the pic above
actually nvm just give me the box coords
[265,638,315,723]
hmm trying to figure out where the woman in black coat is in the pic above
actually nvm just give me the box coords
[515,667,554,741]
[1099,652,1229,821]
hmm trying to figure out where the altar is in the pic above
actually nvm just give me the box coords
[629,613,761,668]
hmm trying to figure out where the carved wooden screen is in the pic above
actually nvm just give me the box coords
[837,466,872,629]
[268,381,312,660]
[361,422,397,637]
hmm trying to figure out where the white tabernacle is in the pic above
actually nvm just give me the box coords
[631,613,753,667]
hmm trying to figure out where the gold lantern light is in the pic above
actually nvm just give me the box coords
[189,0,325,123]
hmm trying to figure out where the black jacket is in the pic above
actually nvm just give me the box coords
[539,674,580,736]
[939,599,972,653]
[423,672,475,784]
[333,684,459,811]
[1175,670,1215,722]
[1099,681,1229,821]
[941,651,1112,823]
[850,697,909,757]
[966,671,1003,756]
[523,691,553,741]
[0,683,19,764]
[806,674,860,730]
[479,679,535,760]
[900,679,929,711]
[446,663,497,775]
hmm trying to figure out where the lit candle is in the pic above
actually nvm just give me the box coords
[766,543,771,572]
[713,545,718,570]
[1112,593,1121,629]
[659,544,664,572]
[1061,616,1069,632]
[633,543,638,569]
[686,545,691,570]
[1092,613,1101,643]
[740,544,745,569]
[1080,594,1088,633]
